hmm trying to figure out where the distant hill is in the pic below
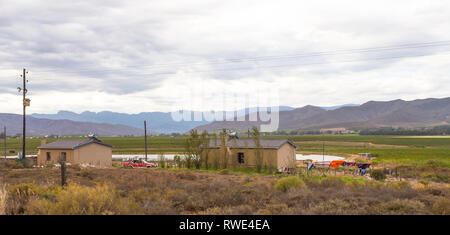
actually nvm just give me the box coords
[31,106,294,134]
[320,104,360,110]
[8,97,450,135]
[31,111,208,134]
[194,97,450,132]
[0,113,144,136]
[195,105,326,131]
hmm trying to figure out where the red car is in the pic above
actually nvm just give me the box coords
[124,159,157,168]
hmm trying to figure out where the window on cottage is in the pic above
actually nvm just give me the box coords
[46,152,51,161]
[60,152,67,161]
[237,152,245,164]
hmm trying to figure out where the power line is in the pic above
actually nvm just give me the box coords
[3,41,450,82]
[27,48,450,78]
[2,49,449,87]
[21,40,450,74]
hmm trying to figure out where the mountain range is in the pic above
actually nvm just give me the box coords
[31,111,207,134]
[0,113,144,136]
[30,106,295,134]
[194,97,450,132]
[1,98,448,136]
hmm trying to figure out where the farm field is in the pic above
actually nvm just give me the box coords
[285,135,450,168]
[3,135,449,167]
[2,136,187,155]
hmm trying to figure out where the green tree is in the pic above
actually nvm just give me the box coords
[158,153,166,168]
[251,127,264,173]
[212,133,220,170]
[220,129,229,169]
[183,130,208,169]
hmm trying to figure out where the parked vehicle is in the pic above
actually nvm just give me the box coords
[124,159,157,168]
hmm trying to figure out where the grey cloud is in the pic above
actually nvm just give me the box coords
[1,0,450,113]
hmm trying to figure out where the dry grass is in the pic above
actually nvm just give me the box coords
[0,166,448,215]
[0,184,6,215]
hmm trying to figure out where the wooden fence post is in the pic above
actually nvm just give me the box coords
[60,160,67,187]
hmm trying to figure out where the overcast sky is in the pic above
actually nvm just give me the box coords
[1,0,450,114]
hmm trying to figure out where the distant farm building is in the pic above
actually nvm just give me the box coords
[358,153,373,158]
[37,138,113,167]
[203,138,297,172]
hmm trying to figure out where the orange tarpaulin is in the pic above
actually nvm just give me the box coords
[330,160,345,169]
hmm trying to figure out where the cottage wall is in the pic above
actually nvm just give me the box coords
[202,142,296,171]
[75,143,112,167]
[277,143,297,170]
[37,149,75,165]
[37,142,112,167]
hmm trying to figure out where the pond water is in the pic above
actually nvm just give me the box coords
[295,154,344,161]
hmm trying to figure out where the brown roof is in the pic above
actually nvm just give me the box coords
[37,139,113,150]
[205,138,297,149]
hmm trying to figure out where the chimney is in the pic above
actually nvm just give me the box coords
[41,139,47,146]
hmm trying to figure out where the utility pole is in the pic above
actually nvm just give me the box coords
[3,126,6,159]
[322,142,325,162]
[60,159,67,187]
[144,120,148,161]
[18,68,29,161]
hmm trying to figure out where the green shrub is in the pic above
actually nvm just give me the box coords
[370,169,387,181]
[158,154,166,169]
[5,161,24,169]
[275,176,306,192]
[112,161,125,168]
[421,172,449,183]
[166,189,188,208]
[20,159,31,168]
[7,183,40,214]
[426,160,440,167]
[390,181,411,190]
[427,188,443,196]
[219,169,229,175]
[380,199,425,214]
[432,197,449,215]
[176,171,197,180]
[434,173,449,183]
[38,185,62,201]
[25,183,137,215]
[340,176,366,183]
[320,177,346,187]
[78,169,94,180]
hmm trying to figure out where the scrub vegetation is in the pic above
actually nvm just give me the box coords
[0,167,448,215]
[1,134,448,215]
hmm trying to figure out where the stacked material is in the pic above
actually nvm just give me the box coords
[308,160,371,170]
